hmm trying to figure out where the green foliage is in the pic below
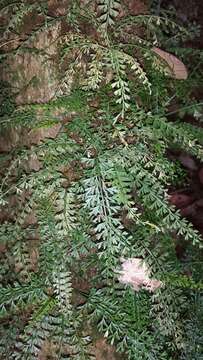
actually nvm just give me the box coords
[0,1,203,359]
[98,0,121,29]
[0,80,15,117]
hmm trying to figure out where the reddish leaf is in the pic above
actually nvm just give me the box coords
[152,47,188,80]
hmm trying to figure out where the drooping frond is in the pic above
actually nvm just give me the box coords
[0,1,203,359]
[97,0,121,29]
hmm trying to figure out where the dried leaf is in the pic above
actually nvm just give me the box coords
[117,258,163,292]
[178,153,197,170]
[28,155,43,171]
[23,211,38,228]
[152,47,188,80]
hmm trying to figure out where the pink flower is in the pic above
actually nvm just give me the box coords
[117,258,162,292]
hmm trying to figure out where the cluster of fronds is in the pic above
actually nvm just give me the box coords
[0,1,203,359]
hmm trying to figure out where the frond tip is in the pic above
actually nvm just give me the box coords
[98,0,121,28]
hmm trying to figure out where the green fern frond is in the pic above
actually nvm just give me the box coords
[97,0,120,29]
[53,266,72,311]
[120,14,190,44]
[150,115,203,160]
[13,314,53,360]
[55,188,78,234]
[0,281,46,317]
[82,159,131,274]
[151,286,186,350]
[130,160,202,247]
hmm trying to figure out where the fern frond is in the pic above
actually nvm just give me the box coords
[13,313,54,360]
[109,49,130,120]
[82,158,130,275]
[83,49,104,90]
[121,14,190,44]
[150,115,203,160]
[0,281,46,317]
[97,0,120,29]
[1,2,203,358]
[130,160,202,247]
[87,288,167,359]
[111,144,202,247]
[53,266,72,311]
[151,286,185,350]
[55,187,78,235]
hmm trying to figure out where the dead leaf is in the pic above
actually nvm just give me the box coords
[88,98,100,108]
[30,248,39,272]
[93,338,120,360]
[28,155,42,171]
[23,211,38,228]
[178,153,197,170]
[0,244,6,253]
[117,258,163,292]
[152,47,188,80]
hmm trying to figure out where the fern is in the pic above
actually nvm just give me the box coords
[0,1,203,359]
[82,165,129,274]
[98,0,121,29]
[0,284,47,330]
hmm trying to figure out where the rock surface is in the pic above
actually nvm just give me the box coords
[0,123,62,152]
[2,22,61,105]
[0,0,149,105]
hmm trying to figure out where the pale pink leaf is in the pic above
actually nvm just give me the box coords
[152,47,188,80]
